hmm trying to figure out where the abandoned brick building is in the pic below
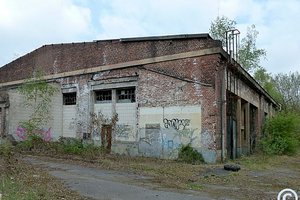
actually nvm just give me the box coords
[0,34,278,163]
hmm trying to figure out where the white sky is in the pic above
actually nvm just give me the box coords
[0,0,299,74]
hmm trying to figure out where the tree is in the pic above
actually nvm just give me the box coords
[238,25,266,72]
[273,72,300,112]
[253,67,282,103]
[209,16,236,47]
[17,71,57,139]
[209,16,266,73]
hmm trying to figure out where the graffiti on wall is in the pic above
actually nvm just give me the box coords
[16,126,52,141]
[139,124,160,145]
[115,124,131,139]
[163,118,190,130]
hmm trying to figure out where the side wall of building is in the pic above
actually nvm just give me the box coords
[226,68,277,158]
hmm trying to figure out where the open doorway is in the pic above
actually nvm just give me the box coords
[226,92,237,159]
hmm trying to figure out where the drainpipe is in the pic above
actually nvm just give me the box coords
[221,63,227,162]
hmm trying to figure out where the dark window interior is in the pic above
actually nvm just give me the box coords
[117,88,135,103]
[95,90,112,103]
[63,92,77,105]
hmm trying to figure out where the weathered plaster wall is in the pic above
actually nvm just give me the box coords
[7,83,62,140]
[139,105,201,156]
[115,103,136,142]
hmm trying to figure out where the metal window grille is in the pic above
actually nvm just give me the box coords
[117,88,135,103]
[63,92,77,105]
[95,90,112,102]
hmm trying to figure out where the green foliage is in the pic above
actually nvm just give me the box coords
[178,144,204,164]
[253,67,283,103]
[260,112,300,155]
[61,138,84,154]
[209,15,236,47]
[18,70,57,136]
[61,139,103,159]
[273,72,300,113]
[209,16,266,73]
[238,25,266,72]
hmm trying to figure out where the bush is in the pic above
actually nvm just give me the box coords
[260,112,300,155]
[16,134,46,152]
[60,138,84,154]
[178,144,204,164]
[58,137,103,159]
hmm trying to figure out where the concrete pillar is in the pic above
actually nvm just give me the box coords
[257,95,262,138]
[0,107,2,137]
[245,102,250,154]
[0,106,5,137]
[112,89,117,115]
[236,97,242,157]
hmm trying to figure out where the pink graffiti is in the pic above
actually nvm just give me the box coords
[16,126,53,141]
[16,126,27,140]
[41,127,52,142]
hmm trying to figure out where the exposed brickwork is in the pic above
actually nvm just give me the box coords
[0,38,220,83]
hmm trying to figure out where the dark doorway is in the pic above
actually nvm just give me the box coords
[101,125,112,153]
[226,92,237,159]
[250,105,258,154]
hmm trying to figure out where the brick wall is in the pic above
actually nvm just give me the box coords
[0,38,220,83]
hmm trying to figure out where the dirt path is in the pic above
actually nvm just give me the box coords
[23,156,213,200]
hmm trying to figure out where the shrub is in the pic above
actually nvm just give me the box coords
[260,112,300,155]
[178,144,204,164]
[58,137,103,158]
[60,138,84,154]
[16,134,46,152]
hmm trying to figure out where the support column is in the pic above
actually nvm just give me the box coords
[112,89,117,116]
[245,102,250,154]
[0,106,6,137]
[236,97,242,157]
[257,95,263,138]
[111,89,117,142]
[0,107,2,137]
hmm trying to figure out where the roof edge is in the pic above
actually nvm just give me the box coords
[119,33,212,42]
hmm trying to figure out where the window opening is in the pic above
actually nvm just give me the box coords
[63,92,77,105]
[95,90,112,103]
[116,88,135,103]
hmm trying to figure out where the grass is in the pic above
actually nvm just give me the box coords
[0,139,92,200]
[9,139,300,200]
[0,158,91,200]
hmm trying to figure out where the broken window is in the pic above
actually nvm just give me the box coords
[63,92,77,105]
[116,87,135,103]
[95,90,112,103]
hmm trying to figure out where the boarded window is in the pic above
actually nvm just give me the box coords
[95,90,112,103]
[117,87,135,103]
[63,92,76,105]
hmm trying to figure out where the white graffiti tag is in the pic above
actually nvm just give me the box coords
[163,118,190,130]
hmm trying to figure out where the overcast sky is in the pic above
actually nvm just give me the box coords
[0,0,299,74]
